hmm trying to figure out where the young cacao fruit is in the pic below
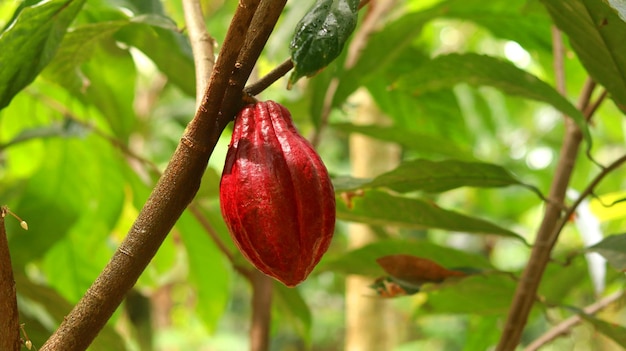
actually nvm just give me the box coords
[220,100,336,287]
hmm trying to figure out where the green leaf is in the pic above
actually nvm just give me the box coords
[420,273,517,315]
[7,137,111,266]
[365,78,469,148]
[0,117,89,150]
[463,316,501,351]
[332,123,471,159]
[115,15,195,96]
[80,40,138,139]
[176,211,231,332]
[336,190,523,240]
[427,0,553,52]
[43,20,128,93]
[394,53,590,143]
[332,176,372,192]
[41,138,124,303]
[333,0,553,107]
[543,0,626,114]
[273,283,312,344]
[332,11,428,107]
[322,239,493,277]
[16,273,127,350]
[43,29,138,138]
[289,0,359,85]
[539,256,592,304]
[574,309,626,347]
[337,159,527,193]
[0,0,86,110]
[44,15,195,98]
[587,233,626,270]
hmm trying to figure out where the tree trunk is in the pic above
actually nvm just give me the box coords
[345,89,401,351]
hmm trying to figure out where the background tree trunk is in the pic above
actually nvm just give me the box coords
[345,89,401,351]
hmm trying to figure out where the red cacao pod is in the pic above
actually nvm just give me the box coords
[220,100,336,287]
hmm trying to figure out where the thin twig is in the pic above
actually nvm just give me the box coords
[182,0,216,106]
[524,290,624,351]
[244,58,293,96]
[552,27,566,95]
[584,89,608,122]
[186,203,253,280]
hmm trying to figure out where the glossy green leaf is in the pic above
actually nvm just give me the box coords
[0,0,86,110]
[336,190,524,240]
[289,0,359,85]
[322,239,493,277]
[587,233,626,270]
[335,159,526,193]
[543,0,626,113]
[176,211,231,332]
[332,124,471,159]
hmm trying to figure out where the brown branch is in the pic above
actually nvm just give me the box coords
[182,0,216,105]
[249,271,274,351]
[524,290,624,351]
[584,89,608,122]
[495,30,596,350]
[245,58,293,96]
[0,207,21,351]
[220,0,288,121]
[40,0,285,349]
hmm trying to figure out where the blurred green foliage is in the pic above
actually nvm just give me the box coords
[1,0,626,350]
